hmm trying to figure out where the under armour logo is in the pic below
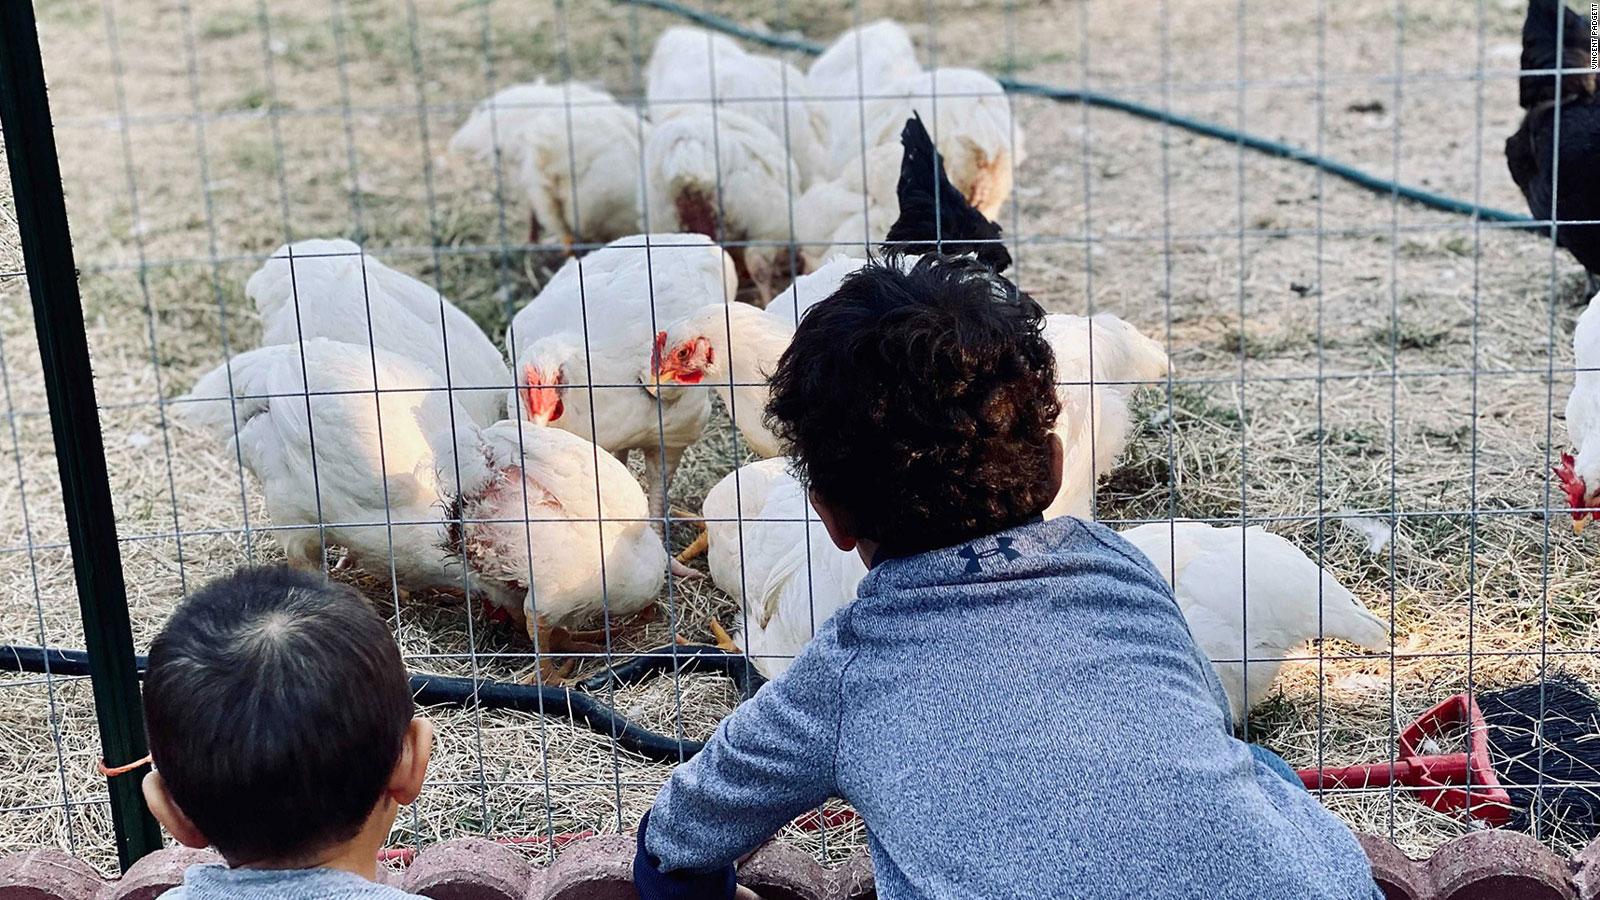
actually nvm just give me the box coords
[958,537,1020,573]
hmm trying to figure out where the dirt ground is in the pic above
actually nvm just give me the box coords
[2,0,1598,874]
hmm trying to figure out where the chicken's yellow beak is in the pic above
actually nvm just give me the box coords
[1576,517,1589,536]
[642,369,684,398]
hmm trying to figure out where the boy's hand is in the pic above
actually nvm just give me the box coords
[734,888,764,900]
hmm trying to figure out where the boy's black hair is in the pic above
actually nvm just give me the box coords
[766,255,1061,555]
[143,566,413,864]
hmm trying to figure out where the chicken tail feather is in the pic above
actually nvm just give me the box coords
[174,351,282,442]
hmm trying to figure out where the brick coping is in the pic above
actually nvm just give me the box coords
[0,829,1589,899]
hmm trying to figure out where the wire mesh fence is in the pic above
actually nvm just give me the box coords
[2,0,1600,876]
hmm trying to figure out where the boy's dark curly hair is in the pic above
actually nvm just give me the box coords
[765,255,1061,555]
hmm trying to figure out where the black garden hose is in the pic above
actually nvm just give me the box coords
[0,642,765,764]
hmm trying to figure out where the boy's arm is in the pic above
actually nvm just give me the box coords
[633,623,848,900]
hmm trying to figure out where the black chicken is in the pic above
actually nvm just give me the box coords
[883,113,1014,273]
[1505,0,1600,297]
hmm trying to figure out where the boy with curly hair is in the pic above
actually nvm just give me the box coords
[632,256,1380,899]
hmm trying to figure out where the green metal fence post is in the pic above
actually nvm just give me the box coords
[0,0,165,869]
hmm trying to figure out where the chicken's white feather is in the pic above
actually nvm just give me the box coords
[806,19,923,152]
[700,459,866,679]
[246,239,509,427]
[178,339,466,590]
[646,27,829,185]
[450,81,645,244]
[792,141,902,267]
[1041,313,1169,520]
[458,420,665,628]
[644,108,804,296]
[1566,291,1600,486]
[506,233,735,516]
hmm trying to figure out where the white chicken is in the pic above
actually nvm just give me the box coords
[766,254,870,325]
[643,107,804,301]
[430,410,666,677]
[449,80,646,247]
[246,239,509,427]
[805,20,923,170]
[181,338,666,681]
[178,338,492,596]
[646,26,829,185]
[697,458,866,679]
[1558,289,1600,534]
[506,233,737,521]
[794,67,1022,266]
[1119,521,1390,724]
[1041,313,1170,520]
[846,67,1023,219]
[792,141,902,267]
[648,255,867,459]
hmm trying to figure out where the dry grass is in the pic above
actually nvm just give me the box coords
[2,0,1598,876]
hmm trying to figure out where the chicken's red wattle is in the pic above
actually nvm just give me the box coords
[1555,452,1591,519]
[480,598,514,625]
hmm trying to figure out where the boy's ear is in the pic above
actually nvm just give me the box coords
[809,489,858,553]
[142,770,208,850]
[388,717,434,806]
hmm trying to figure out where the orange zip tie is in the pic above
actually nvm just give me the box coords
[97,754,152,777]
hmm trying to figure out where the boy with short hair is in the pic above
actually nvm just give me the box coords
[633,256,1381,899]
[142,566,432,899]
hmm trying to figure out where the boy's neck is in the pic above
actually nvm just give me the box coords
[856,538,880,568]
[230,841,378,881]
[308,833,383,882]
[863,514,1049,569]
[229,805,392,882]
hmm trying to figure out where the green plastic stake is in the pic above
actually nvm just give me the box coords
[0,0,165,870]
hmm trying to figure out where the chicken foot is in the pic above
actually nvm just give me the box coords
[668,505,708,569]
[673,618,741,654]
[526,606,666,683]
[527,615,604,685]
[707,619,741,654]
[676,523,709,563]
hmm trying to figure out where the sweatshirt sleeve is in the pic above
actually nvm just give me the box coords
[634,621,849,899]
